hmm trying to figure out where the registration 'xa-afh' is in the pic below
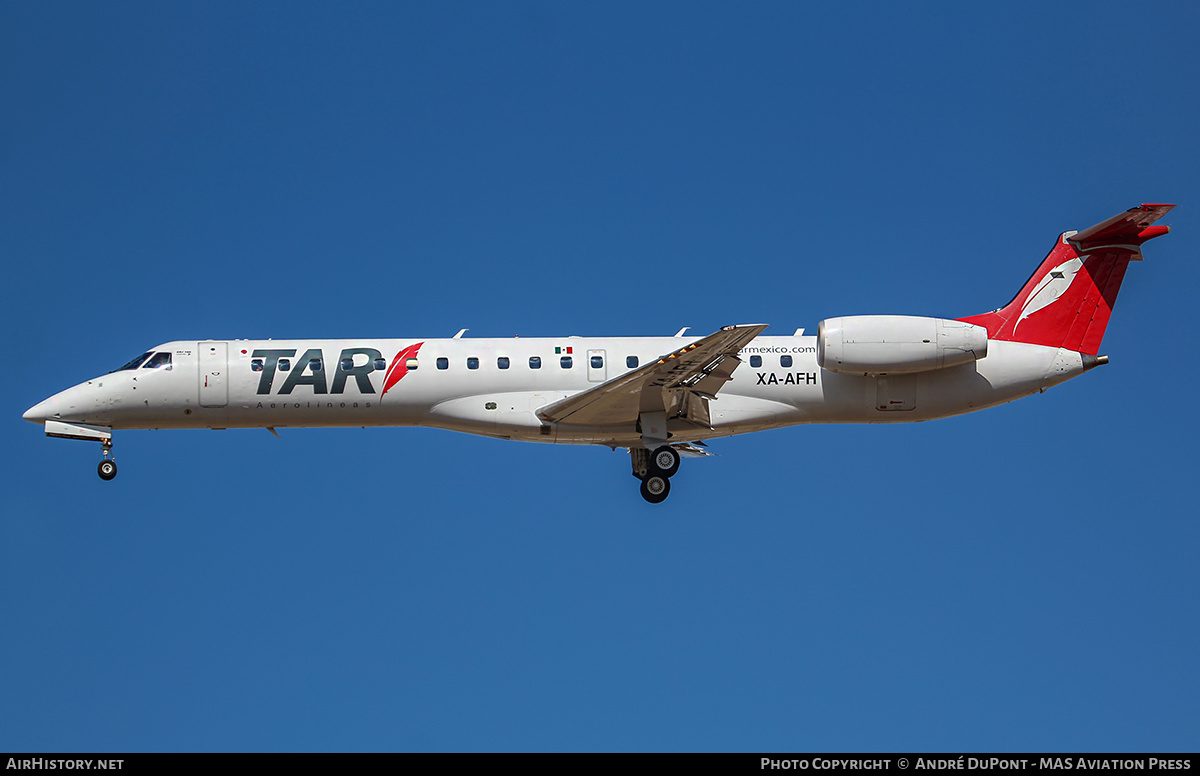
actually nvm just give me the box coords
[24,204,1173,503]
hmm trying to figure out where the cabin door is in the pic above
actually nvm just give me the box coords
[199,342,229,408]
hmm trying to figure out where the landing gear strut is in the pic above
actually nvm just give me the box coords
[631,445,680,503]
[97,439,117,481]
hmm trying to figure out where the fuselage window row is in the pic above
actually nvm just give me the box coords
[249,352,643,374]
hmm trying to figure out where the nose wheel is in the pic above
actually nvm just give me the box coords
[97,439,117,481]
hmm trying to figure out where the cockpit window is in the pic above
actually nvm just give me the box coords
[143,352,172,369]
[115,352,152,371]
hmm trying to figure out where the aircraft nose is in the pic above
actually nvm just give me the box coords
[23,399,50,423]
[23,383,97,424]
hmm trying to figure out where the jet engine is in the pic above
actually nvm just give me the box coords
[817,315,988,375]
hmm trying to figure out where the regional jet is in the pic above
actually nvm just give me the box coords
[23,204,1173,502]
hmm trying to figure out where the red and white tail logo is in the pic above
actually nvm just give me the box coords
[959,204,1173,355]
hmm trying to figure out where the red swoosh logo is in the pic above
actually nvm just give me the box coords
[381,342,424,397]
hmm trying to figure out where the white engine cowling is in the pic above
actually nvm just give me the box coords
[817,315,988,375]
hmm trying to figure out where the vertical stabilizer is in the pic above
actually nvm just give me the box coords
[959,204,1173,355]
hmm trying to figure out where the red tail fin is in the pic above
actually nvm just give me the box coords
[959,204,1174,355]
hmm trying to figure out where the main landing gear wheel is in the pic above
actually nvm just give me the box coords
[650,446,680,477]
[640,474,670,504]
[630,446,679,503]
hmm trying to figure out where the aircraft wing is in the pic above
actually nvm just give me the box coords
[536,324,768,428]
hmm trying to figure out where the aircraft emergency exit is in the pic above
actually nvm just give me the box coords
[23,204,1173,502]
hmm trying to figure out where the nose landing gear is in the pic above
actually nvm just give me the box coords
[631,445,681,503]
[97,439,117,481]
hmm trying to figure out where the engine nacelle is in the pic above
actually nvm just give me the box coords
[817,315,988,375]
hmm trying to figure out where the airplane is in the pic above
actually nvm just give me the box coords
[23,204,1173,503]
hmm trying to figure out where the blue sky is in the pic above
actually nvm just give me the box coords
[3,1,1198,752]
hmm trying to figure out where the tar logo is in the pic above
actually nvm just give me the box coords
[252,345,424,396]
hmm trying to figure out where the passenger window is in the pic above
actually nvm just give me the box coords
[590,355,603,369]
[374,358,387,370]
[340,357,355,372]
[498,357,510,369]
[309,358,323,371]
[143,352,172,369]
[467,357,479,370]
[437,357,449,370]
[627,356,638,368]
[279,359,291,372]
[561,356,573,369]
[251,359,264,372]
[781,355,793,368]
[750,356,762,368]
[529,356,542,369]
[405,358,418,370]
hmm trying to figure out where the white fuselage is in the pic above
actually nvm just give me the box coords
[24,204,1164,500]
[25,334,1090,448]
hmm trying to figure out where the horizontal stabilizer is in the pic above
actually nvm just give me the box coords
[1068,203,1175,250]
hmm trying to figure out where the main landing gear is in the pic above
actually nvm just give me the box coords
[97,439,117,481]
[631,445,681,504]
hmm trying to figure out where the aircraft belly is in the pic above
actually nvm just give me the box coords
[779,341,1074,424]
[706,395,789,434]
[427,392,565,441]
